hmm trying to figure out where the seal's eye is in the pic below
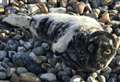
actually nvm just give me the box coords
[104,49,111,55]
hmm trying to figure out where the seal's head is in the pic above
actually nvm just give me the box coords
[87,31,117,71]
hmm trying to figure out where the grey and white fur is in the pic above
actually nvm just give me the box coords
[31,13,103,53]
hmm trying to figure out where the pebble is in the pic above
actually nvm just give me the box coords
[41,42,50,51]
[23,42,32,50]
[49,7,66,13]
[0,50,7,60]
[29,52,40,63]
[16,67,28,75]
[70,75,84,82]
[17,46,26,52]
[32,47,45,56]
[12,52,27,67]
[5,39,19,51]
[108,77,116,82]
[0,72,7,80]
[19,72,40,82]
[91,72,98,78]
[40,73,57,82]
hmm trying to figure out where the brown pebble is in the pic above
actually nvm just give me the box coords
[100,11,111,24]
[76,2,86,15]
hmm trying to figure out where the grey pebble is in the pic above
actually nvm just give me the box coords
[32,47,45,56]
[16,67,28,75]
[41,42,49,51]
[17,46,26,52]
[23,42,32,50]
[0,50,7,60]
[108,77,116,82]
[40,73,57,81]
[0,72,7,80]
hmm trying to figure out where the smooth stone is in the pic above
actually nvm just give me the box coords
[6,39,19,51]
[23,42,32,50]
[29,52,40,63]
[40,73,57,81]
[38,56,47,63]
[0,50,7,60]
[12,52,31,67]
[19,72,40,82]
[0,72,7,80]
[41,63,51,70]
[91,72,98,78]
[48,58,57,66]
[17,46,26,52]
[41,42,49,51]
[16,67,28,75]
[55,63,62,71]
[32,47,45,56]
[49,7,66,13]
[108,77,116,82]
[19,40,25,46]
[29,52,47,64]
[26,63,45,75]
[70,75,84,82]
